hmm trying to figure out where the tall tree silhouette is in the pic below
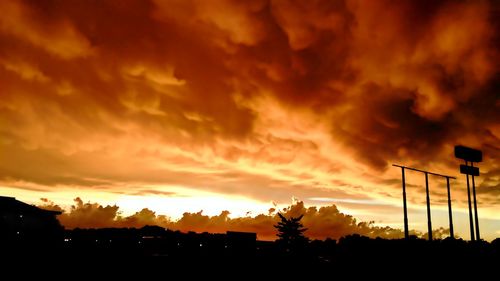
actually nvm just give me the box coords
[274,213,309,253]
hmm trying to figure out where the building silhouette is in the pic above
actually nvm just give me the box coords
[0,196,63,247]
[0,195,498,275]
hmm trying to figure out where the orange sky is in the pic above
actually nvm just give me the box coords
[0,0,499,241]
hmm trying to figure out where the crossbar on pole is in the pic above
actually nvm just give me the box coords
[392,164,456,179]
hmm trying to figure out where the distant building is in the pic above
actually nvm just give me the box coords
[226,231,257,241]
[226,231,257,255]
[0,196,63,243]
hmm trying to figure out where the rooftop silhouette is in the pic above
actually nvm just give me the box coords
[1,196,499,277]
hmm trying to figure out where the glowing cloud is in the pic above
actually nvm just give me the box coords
[0,0,498,240]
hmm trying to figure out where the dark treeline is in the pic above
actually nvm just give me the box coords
[1,196,499,277]
[2,225,500,277]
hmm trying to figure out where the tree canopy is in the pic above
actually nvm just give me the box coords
[274,213,309,253]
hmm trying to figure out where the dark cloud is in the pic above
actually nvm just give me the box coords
[0,0,498,235]
[477,168,500,206]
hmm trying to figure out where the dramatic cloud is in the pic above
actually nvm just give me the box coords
[40,198,451,240]
[1,0,499,239]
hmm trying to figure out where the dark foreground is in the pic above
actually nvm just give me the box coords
[1,227,499,278]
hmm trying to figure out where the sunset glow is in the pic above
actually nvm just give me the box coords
[0,0,499,241]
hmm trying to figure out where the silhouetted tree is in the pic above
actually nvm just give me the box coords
[274,213,309,254]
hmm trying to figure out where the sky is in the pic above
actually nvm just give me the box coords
[0,0,499,241]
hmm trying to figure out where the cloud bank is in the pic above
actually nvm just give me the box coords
[39,198,452,240]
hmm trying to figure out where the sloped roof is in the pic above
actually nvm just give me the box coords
[0,196,62,215]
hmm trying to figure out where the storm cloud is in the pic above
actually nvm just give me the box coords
[1,0,499,238]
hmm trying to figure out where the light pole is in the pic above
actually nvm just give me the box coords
[393,164,456,241]
[401,167,409,239]
[424,172,432,241]
[445,177,454,238]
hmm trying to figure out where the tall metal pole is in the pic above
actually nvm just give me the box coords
[393,164,455,241]
[465,161,475,241]
[446,177,454,239]
[401,167,409,239]
[471,162,480,241]
[424,172,432,241]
